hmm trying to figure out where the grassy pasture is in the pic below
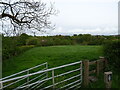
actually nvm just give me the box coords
[3,45,103,77]
[3,45,120,88]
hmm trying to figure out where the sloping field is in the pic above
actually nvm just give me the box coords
[3,45,103,77]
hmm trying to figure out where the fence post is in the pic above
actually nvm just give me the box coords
[99,57,103,72]
[104,58,108,71]
[96,60,100,77]
[80,62,82,82]
[52,70,55,89]
[99,56,107,71]
[46,63,48,78]
[0,81,3,89]
[104,72,112,88]
[27,70,29,88]
[83,60,89,87]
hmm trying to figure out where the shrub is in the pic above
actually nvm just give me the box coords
[2,37,18,60]
[17,33,29,46]
[17,45,35,54]
[103,40,120,71]
[2,36,35,60]
[38,39,54,46]
[26,37,38,45]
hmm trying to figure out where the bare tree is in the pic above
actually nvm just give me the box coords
[0,0,57,36]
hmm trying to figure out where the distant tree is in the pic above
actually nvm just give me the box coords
[26,37,38,45]
[78,34,83,36]
[73,34,77,36]
[17,33,29,45]
[0,0,57,36]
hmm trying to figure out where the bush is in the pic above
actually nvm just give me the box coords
[17,45,35,54]
[26,37,38,45]
[2,37,17,60]
[103,40,120,71]
[2,36,35,60]
[17,33,29,46]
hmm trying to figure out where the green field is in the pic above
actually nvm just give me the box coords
[3,45,103,77]
[3,45,120,88]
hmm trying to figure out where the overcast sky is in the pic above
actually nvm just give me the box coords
[0,0,119,36]
[41,0,119,36]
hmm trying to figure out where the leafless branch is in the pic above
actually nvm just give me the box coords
[0,0,57,36]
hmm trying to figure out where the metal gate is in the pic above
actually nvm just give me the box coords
[0,61,82,89]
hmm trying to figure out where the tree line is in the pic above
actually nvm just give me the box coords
[2,33,119,60]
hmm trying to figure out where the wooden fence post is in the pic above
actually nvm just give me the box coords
[104,72,112,88]
[99,57,103,72]
[104,58,108,71]
[83,60,89,87]
[99,56,108,71]
[96,60,100,77]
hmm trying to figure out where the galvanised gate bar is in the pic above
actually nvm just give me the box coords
[0,61,82,89]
